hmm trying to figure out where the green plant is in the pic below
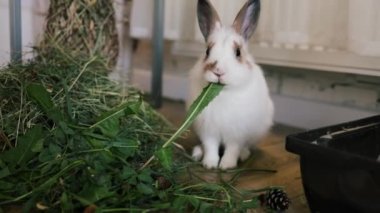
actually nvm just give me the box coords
[0,46,283,212]
[141,83,224,170]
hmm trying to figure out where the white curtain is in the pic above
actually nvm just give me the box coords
[130,0,380,57]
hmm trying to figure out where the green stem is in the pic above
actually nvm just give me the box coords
[174,193,229,203]
[15,83,24,146]
[139,83,223,170]
[247,186,284,193]
[0,160,85,205]
[101,209,141,213]
[161,84,217,149]
[68,56,97,91]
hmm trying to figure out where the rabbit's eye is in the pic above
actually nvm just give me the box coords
[206,47,210,58]
[235,48,241,58]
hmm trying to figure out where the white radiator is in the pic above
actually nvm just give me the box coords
[128,0,380,76]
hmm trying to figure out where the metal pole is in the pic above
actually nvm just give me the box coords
[151,0,165,108]
[9,0,22,63]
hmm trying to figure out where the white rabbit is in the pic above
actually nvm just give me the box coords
[187,0,274,169]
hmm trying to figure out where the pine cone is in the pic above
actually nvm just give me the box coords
[156,176,172,190]
[261,188,290,211]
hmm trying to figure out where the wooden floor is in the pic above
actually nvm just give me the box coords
[159,100,311,212]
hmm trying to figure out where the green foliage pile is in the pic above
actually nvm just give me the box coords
[0,47,174,211]
[0,47,279,212]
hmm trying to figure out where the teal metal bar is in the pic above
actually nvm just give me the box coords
[9,0,22,63]
[151,0,165,108]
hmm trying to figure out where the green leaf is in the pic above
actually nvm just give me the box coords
[140,83,223,170]
[155,147,173,171]
[162,83,223,148]
[61,192,73,212]
[58,121,75,135]
[0,167,10,179]
[31,139,44,153]
[241,198,259,209]
[26,84,64,122]
[23,196,37,213]
[97,116,121,138]
[79,185,114,203]
[26,84,54,113]
[40,161,57,175]
[120,166,137,180]
[199,202,213,213]
[128,176,138,185]
[0,180,14,190]
[172,197,187,211]
[0,125,44,167]
[201,183,224,191]
[38,149,54,163]
[70,193,93,206]
[88,139,108,149]
[109,139,139,158]
[63,80,74,120]
[95,174,112,186]
[138,170,154,183]
[137,183,154,195]
[0,160,6,168]
[187,197,200,209]
[90,102,141,138]
[17,127,43,165]
[49,143,62,156]
[33,161,84,194]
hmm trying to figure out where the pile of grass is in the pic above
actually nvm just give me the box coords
[1,49,124,147]
[0,46,171,210]
[0,46,281,212]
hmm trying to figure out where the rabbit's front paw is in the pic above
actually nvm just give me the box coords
[219,156,238,170]
[202,155,219,169]
[239,149,251,162]
[192,145,203,161]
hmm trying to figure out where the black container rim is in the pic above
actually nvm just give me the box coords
[286,115,380,170]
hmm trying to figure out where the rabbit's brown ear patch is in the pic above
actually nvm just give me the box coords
[204,61,218,72]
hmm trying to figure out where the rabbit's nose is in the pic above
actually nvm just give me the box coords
[214,72,223,77]
[213,68,225,77]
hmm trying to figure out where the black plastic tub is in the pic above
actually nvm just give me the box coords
[286,115,380,213]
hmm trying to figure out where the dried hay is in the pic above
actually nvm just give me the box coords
[38,0,119,68]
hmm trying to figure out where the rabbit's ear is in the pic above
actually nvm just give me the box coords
[233,0,260,41]
[197,0,221,41]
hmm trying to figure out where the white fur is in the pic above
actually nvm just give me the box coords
[187,26,274,170]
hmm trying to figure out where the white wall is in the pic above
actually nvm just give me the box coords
[0,0,48,65]
[0,1,11,64]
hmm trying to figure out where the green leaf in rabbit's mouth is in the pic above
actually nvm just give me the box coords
[141,83,224,170]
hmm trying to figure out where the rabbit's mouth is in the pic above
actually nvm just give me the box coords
[217,78,226,85]
[207,75,226,85]
[205,71,227,85]
[210,79,226,86]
